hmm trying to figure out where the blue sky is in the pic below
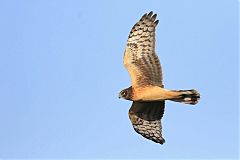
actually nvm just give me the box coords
[0,0,238,159]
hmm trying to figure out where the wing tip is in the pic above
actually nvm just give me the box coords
[141,11,160,26]
[148,11,153,16]
[133,127,166,145]
[155,137,166,145]
[154,20,159,26]
[129,109,166,145]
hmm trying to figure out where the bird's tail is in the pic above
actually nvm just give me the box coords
[170,89,200,105]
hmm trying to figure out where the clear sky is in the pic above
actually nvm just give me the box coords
[0,0,238,159]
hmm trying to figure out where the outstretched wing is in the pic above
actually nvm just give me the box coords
[124,11,163,88]
[128,101,165,144]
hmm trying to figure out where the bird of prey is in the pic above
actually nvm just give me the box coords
[119,11,200,144]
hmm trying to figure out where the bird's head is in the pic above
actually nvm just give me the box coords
[119,87,132,100]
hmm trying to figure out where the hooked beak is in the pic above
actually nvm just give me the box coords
[118,93,122,99]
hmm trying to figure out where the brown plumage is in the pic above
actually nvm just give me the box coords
[119,11,200,144]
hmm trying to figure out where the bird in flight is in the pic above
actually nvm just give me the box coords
[119,11,200,144]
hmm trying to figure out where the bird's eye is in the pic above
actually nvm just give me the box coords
[122,91,127,96]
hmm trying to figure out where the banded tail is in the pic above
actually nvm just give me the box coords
[171,89,200,105]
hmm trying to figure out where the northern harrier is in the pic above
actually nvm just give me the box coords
[119,11,200,144]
